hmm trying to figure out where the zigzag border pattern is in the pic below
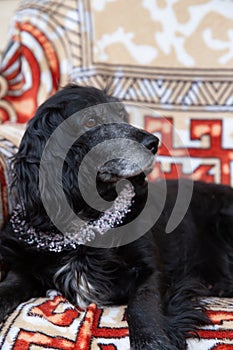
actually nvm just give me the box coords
[72,73,233,112]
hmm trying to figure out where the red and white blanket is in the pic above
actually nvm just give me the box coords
[0,292,232,350]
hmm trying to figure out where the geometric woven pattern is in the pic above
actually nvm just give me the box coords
[145,116,233,185]
[111,77,233,111]
[0,292,130,350]
[0,292,233,350]
[188,298,233,350]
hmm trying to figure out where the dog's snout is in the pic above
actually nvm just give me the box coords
[141,135,159,155]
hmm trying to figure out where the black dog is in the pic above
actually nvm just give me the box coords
[0,84,233,350]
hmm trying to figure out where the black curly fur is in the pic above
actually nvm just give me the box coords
[0,84,233,350]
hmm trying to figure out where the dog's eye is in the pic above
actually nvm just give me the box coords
[85,117,97,128]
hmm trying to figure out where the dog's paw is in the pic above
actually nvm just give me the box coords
[130,335,179,350]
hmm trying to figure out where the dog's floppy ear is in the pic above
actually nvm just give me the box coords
[11,84,125,230]
[11,106,66,229]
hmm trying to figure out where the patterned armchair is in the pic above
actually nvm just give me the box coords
[0,1,232,349]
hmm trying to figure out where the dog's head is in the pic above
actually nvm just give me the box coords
[12,85,159,236]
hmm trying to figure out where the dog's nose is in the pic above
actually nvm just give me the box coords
[141,135,159,155]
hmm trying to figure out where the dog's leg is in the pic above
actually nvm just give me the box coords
[162,278,210,349]
[127,272,178,350]
[0,270,44,322]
